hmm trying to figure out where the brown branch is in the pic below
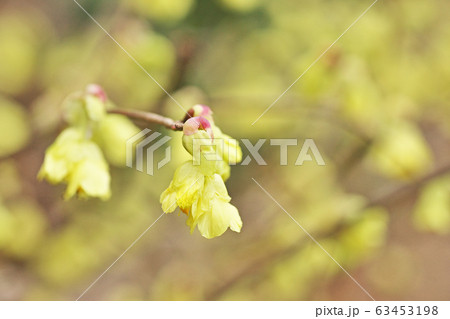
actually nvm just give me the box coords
[366,162,450,208]
[107,109,184,131]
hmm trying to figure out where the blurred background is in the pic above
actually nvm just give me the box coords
[0,0,449,300]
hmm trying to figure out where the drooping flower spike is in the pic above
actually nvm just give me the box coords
[160,105,243,238]
[38,84,140,199]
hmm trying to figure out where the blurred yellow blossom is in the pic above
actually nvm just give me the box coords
[38,128,111,200]
[413,176,450,234]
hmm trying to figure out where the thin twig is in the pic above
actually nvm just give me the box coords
[366,162,450,208]
[107,109,184,131]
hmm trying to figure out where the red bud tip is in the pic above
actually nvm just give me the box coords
[196,104,213,118]
[183,116,214,140]
[86,84,107,102]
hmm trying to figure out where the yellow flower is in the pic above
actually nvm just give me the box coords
[187,174,242,239]
[182,116,225,178]
[161,109,243,238]
[38,128,111,200]
[181,117,214,158]
[181,115,237,180]
[212,126,242,165]
[64,158,111,200]
[160,161,204,213]
[62,84,107,127]
[160,162,242,238]
[185,104,242,165]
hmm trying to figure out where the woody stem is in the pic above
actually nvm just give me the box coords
[107,109,184,131]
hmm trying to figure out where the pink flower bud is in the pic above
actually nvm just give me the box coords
[183,116,214,140]
[86,84,107,102]
[195,104,213,118]
[182,104,214,123]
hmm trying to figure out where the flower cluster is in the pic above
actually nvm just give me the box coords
[39,88,243,239]
[160,105,243,238]
[38,84,139,200]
